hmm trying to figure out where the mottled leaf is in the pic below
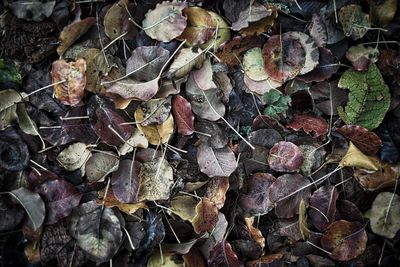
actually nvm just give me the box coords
[208,240,244,267]
[346,45,379,71]
[167,47,206,79]
[197,143,237,178]
[57,142,91,171]
[339,5,370,40]
[286,114,329,138]
[192,197,218,234]
[85,152,119,183]
[204,177,229,209]
[336,125,382,155]
[268,141,304,172]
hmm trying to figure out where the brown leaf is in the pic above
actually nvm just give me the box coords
[246,254,283,267]
[336,125,382,155]
[346,45,379,71]
[104,0,137,40]
[308,185,339,231]
[368,0,397,26]
[51,58,86,106]
[183,248,207,267]
[192,197,218,234]
[172,95,195,135]
[232,2,272,31]
[354,165,397,190]
[287,114,329,138]
[105,77,160,101]
[244,217,265,251]
[57,17,96,55]
[204,177,229,209]
[321,220,368,261]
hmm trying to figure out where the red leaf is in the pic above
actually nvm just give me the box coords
[336,125,382,155]
[308,185,339,231]
[192,197,218,234]
[208,240,244,267]
[268,141,304,172]
[172,95,195,135]
[287,114,329,138]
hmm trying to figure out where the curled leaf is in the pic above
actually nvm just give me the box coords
[192,197,218,234]
[336,125,382,155]
[339,141,381,171]
[57,142,91,171]
[286,114,329,138]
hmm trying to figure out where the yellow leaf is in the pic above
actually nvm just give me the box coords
[339,141,381,171]
[134,107,174,145]
[298,198,310,240]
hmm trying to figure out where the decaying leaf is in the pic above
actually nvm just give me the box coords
[321,220,368,261]
[57,142,92,171]
[208,240,244,267]
[104,0,137,40]
[137,157,174,202]
[111,159,142,203]
[142,1,187,42]
[192,58,216,91]
[339,5,370,40]
[268,141,304,172]
[336,125,382,155]
[197,143,237,178]
[8,0,55,22]
[354,166,397,190]
[0,89,22,130]
[192,197,218,234]
[68,201,122,263]
[368,0,397,26]
[243,48,269,81]
[118,129,149,156]
[85,152,119,183]
[338,64,390,130]
[172,95,195,135]
[204,177,229,209]
[339,141,381,171]
[167,47,206,79]
[51,58,86,106]
[97,189,147,215]
[365,192,400,238]
[286,114,329,138]
[298,198,310,240]
[346,45,379,71]
[171,194,198,222]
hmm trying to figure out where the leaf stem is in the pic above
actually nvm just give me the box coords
[24,80,67,98]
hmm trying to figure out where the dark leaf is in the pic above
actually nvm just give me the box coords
[287,114,329,138]
[172,95,195,135]
[308,185,338,231]
[337,125,383,155]
[268,141,304,172]
[111,159,142,203]
[0,127,29,172]
[208,240,244,267]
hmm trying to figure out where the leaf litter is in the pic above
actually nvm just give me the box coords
[1,0,400,266]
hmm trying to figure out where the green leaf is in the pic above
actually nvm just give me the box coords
[262,89,291,118]
[0,59,22,85]
[337,64,390,130]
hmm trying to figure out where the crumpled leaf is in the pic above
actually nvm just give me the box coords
[172,95,195,135]
[9,187,45,231]
[239,173,275,216]
[57,17,96,55]
[135,108,174,146]
[208,240,244,267]
[68,201,122,263]
[338,64,390,130]
[336,125,382,155]
[57,142,92,171]
[286,114,329,138]
[51,58,86,106]
[268,141,304,172]
[339,141,381,171]
[367,0,397,26]
[262,89,291,119]
[321,220,368,261]
[364,192,400,238]
[178,7,216,46]
[8,0,56,22]
[197,143,237,178]
[308,13,327,47]
[118,129,149,155]
[308,185,339,231]
[142,1,187,42]
[346,45,379,71]
[167,47,206,79]
[269,174,311,219]
[339,5,370,40]
[231,2,272,31]
[85,152,119,183]
[192,197,218,234]
[137,157,174,202]
[34,179,82,225]
[111,159,142,203]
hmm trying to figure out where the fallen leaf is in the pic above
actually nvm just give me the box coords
[192,58,216,90]
[147,251,183,267]
[346,45,379,71]
[183,248,207,267]
[365,192,400,238]
[199,11,231,51]
[354,165,397,190]
[85,152,119,183]
[192,197,218,234]
[171,194,198,222]
[308,185,338,231]
[308,13,327,47]
[9,187,45,231]
[262,89,291,119]
[97,189,147,215]
[137,157,174,202]
[268,141,304,172]
[200,213,228,258]
[204,177,229,209]
[208,240,244,267]
[111,159,142,203]
[338,64,390,130]
[336,125,382,155]
[172,95,195,135]
[246,254,283,267]
[286,114,329,138]
[57,142,92,171]
[367,0,397,26]
[197,143,237,178]
[104,0,137,40]
[51,58,86,106]
[321,220,368,261]
[244,217,265,250]
[68,201,122,263]
[299,198,310,240]
[167,47,206,79]
[8,0,56,22]
[0,127,29,171]
[138,97,172,126]
[105,77,160,101]
[142,1,187,42]
[243,48,269,81]
[231,2,272,31]
[339,5,370,40]
[118,128,149,155]
[286,31,319,75]
[339,141,381,171]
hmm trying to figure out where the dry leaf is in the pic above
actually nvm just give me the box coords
[339,141,381,171]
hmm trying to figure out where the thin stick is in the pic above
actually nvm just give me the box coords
[24,80,67,98]
[123,227,136,250]
[96,10,110,68]
[178,191,202,200]
[102,178,111,206]
[162,209,181,243]
[308,205,329,222]
[60,116,89,121]
[306,241,332,255]
[165,143,188,154]
[332,0,338,23]
[194,130,212,137]
[102,32,128,52]
[39,125,62,129]
[378,239,387,266]
[385,176,399,224]
[29,160,48,171]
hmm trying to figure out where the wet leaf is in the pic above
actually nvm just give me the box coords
[57,17,96,55]
[111,159,142,203]
[51,58,86,106]
[239,173,275,216]
[34,179,82,225]
[192,197,218,234]
[178,7,216,46]
[336,125,382,155]
[269,174,311,219]
[204,176,229,209]
[142,1,187,42]
[57,142,91,171]
[8,0,55,22]
[346,45,379,71]
[68,201,122,263]
[137,157,174,202]
[268,141,304,172]
[167,47,206,79]
[262,89,291,119]
[287,114,329,138]
[308,185,338,231]
[197,143,237,178]
[172,95,195,135]
[85,152,119,183]
[339,5,370,40]
[9,187,45,231]
[339,141,381,171]
[365,192,400,238]
[338,64,390,130]
[321,220,368,261]
[208,240,244,267]
[104,0,137,40]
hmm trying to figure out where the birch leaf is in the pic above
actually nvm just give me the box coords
[338,64,390,130]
